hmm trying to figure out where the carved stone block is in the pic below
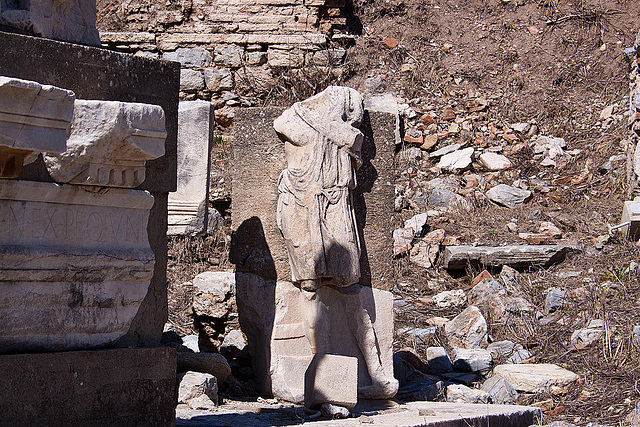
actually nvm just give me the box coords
[168,100,214,235]
[44,100,166,188]
[0,76,74,177]
[0,180,155,353]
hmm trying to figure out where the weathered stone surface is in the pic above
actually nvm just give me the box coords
[486,184,531,208]
[164,47,211,67]
[192,271,236,318]
[0,77,74,177]
[220,329,247,358]
[44,100,166,188]
[451,348,492,372]
[204,68,234,92]
[312,48,346,65]
[480,152,512,170]
[570,319,605,348]
[178,371,218,405]
[180,69,206,92]
[0,180,155,353]
[232,106,396,290]
[267,48,304,67]
[177,351,231,384]
[445,306,488,349]
[488,340,516,361]
[442,244,582,269]
[437,147,474,171]
[236,277,395,403]
[493,364,579,393]
[0,0,100,46]
[214,45,244,67]
[430,143,461,158]
[0,348,176,426]
[305,353,358,410]
[394,227,414,257]
[404,213,428,236]
[482,375,518,404]
[0,31,180,350]
[426,347,453,375]
[432,289,466,308]
[177,401,543,426]
[506,349,532,364]
[168,101,214,235]
[446,384,490,404]
[410,229,445,268]
[468,278,534,322]
[544,287,566,314]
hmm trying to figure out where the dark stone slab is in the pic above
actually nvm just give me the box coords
[231,107,395,290]
[0,347,177,426]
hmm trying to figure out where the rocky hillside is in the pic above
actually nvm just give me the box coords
[164,0,640,424]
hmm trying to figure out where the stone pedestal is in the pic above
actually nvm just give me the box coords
[236,274,395,403]
[0,180,155,353]
[0,347,177,426]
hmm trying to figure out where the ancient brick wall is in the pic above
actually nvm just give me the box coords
[97,0,352,114]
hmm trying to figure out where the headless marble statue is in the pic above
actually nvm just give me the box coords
[275,86,397,399]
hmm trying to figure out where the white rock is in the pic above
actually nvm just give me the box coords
[430,143,461,158]
[432,289,467,308]
[182,335,200,352]
[445,306,488,349]
[451,348,492,372]
[426,347,453,374]
[178,371,218,405]
[479,152,512,170]
[485,184,531,208]
[510,122,530,133]
[404,213,428,236]
[446,384,490,404]
[437,147,474,172]
[493,363,579,393]
[570,319,605,347]
[192,271,236,318]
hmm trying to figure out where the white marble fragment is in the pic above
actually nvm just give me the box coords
[45,100,166,187]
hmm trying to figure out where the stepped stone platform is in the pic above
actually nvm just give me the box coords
[177,400,542,427]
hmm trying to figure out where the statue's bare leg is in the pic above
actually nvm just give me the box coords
[342,290,398,399]
[301,282,330,354]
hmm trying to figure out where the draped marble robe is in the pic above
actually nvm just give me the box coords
[275,86,365,289]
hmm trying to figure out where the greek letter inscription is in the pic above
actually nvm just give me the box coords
[0,201,146,247]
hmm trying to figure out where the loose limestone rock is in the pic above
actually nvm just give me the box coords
[481,375,518,404]
[479,152,512,170]
[486,184,532,208]
[451,348,492,373]
[437,147,474,172]
[445,306,488,349]
[431,289,467,308]
[178,371,219,405]
[192,271,236,319]
[426,347,453,375]
[493,364,579,393]
[446,384,490,404]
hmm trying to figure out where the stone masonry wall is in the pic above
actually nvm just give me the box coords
[97,0,352,119]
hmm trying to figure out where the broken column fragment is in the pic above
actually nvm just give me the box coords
[0,76,74,178]
[44,100,166,187]
[442,244,582,269]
